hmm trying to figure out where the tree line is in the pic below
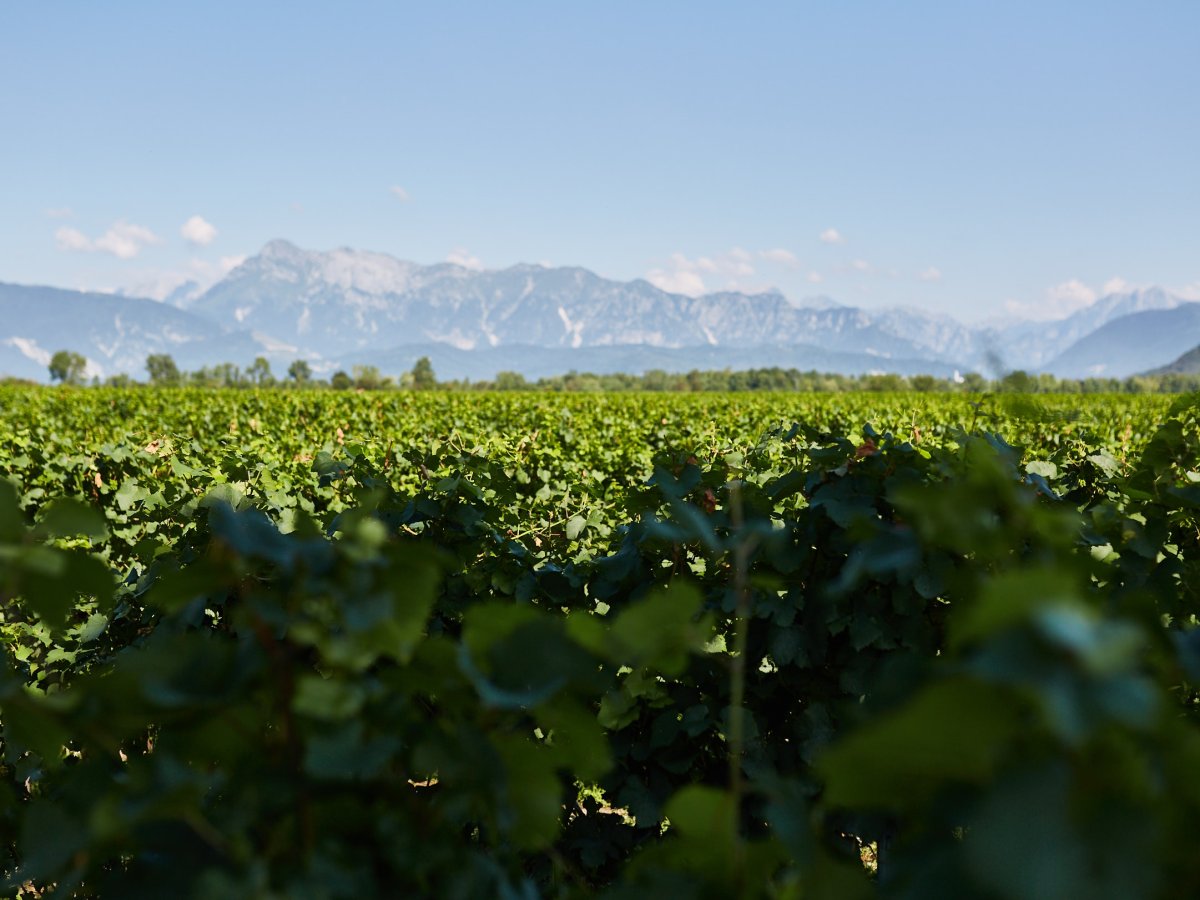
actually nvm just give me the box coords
[39,348,1200,394]
[45,351,436,391]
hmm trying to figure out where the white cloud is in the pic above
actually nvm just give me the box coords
[646,268,707,296]
[389,185,410,202]
[1002,277,1200,318]
[1176,282,1200,301]
[115,273,195,301]
[759,248,799,267]
[96,221,161,258]
[44,207,74,219]
[1004,278,1098,320]
[180,215,218,246]
[55,226,93,252]
[105,254,247,302]
[1076,276,1199,302]
[819,228,845,244]
[850,258,872,272]
[3,336,52,366]
[806,271,824,284]
[919,266,943,282]
[648,249,759,296]
[647,245,818,296]
[57,220,162,259]
[446,247,483,270]
[1048,278,1097,309]
[1101,276,1128,295]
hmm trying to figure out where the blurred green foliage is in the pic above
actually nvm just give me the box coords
[0,388,1197,896]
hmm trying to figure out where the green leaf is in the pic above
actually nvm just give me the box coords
[565,515,586,540]
[1087,452,1120,477]
[598,690,639,730]
[965,763,1156,900]
[77,613,108,643]
[0,478,22,542]
[17,802,88,883]
[114,478,146,512]
[3,697,73,767]
[950,568,1083,651]
[609,583,711,675]
[36,498,108,540]
[540,698,612,780]
[17,548,114,630]
[817,679,1022,809]
[304,720,398,781]
[664,785,736,844]
[1025,460,1057,479]
[381,554,440,663]
[293,675,366,721]
[496,735,563,849]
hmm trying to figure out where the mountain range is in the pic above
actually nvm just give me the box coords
[1147,343,1200,376]
[3,240,1198,382]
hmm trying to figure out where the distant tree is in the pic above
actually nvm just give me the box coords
[287,359,312,384]
[247,356,274,386]
[145,353,181,385]
[861,373,907,391]
[48,350,87,385]
[999,370,1037,393]
[493,371,528,391]
[910,374,940,392]
[411,356,437,390]
[104,373,135,388]
[330,370,353,390]
[217,362,243,388]
[190,362,244,387]
[641,369,669,391]
[961,372,987,392]
[351,365,385,390]
[1035,373,1059,393]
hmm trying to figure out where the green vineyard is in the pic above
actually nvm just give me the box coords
[1,386,1198,897]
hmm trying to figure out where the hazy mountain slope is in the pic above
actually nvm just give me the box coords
[984,287,1186,370]
[186,241,962,362]
[1144,344,1200,375]
[359,342,961,383]
[0,283,271,381]
[4,240,1196,383]
[192,243,1197,378]
[1046,303,1200,378]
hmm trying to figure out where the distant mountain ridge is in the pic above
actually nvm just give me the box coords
[0,283,270,382]
[1047,304,1200,378]
[186,241,967,363]
[2,240,1197,381]
[978,286,1188,371]
[1145,344,1200,375]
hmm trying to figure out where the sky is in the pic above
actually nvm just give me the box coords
[1,1,1198,322]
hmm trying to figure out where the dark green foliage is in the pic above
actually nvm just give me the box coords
[411,356,437,390]
[144,353,181,385]
[247,356,273,386]
[288,359,312,384]
[352,364,388,391]
[0,389,1198,895]
[47,350,86,386]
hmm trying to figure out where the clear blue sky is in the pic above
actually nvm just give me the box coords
[2,1,1197,320]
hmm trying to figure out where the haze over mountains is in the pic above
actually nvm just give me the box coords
[3,240,1198,382]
